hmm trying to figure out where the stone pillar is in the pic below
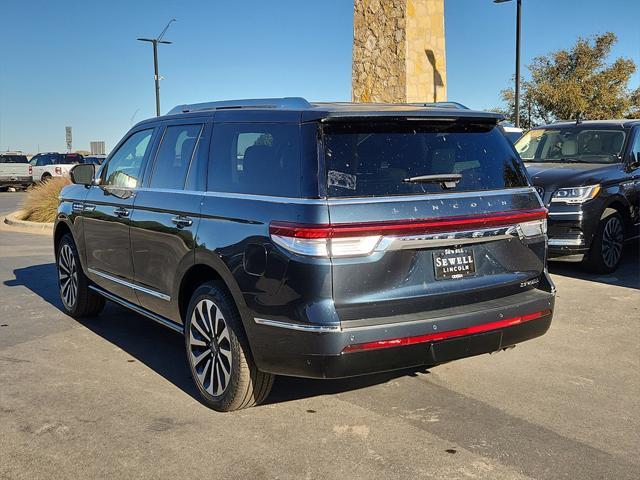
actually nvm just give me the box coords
[352,0,447,103]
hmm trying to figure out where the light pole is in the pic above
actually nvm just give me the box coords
[494,0,522,128]
[138,19,176,117]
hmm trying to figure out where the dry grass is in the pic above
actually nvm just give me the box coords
[20,177,71,223]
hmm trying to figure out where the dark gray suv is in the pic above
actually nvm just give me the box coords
[55,98,555,411]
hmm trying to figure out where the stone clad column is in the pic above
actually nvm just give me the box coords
[352,0,447,103]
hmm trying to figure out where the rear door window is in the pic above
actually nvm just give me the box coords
[323,122,529,197]
[208,123,301,197]
[150,124,203,190]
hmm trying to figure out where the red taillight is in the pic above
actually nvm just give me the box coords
[28,166,32,175]
[55,167,62,175]
[342,309,551,353]
[270,208,547,239]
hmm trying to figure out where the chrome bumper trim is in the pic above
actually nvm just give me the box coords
[254,317,341,333]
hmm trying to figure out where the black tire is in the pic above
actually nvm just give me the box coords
[41,173,52,183]
[583,212,625,274]
[184,281,274,412]
[57,233,105,317]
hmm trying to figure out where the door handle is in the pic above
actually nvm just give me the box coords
[113,207,130,218]
[171,215,193,228]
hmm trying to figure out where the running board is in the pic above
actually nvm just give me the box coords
[88,285,184,334]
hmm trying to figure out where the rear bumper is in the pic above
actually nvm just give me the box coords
[249,288,555,378]
[0,176,32,186]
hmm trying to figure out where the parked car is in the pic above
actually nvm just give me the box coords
[83,154,106,166]
[55,98,555,411]
[30,152,84,182]
[515,119,640,272]
[0,152,32,190]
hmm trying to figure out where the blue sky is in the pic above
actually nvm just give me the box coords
[0,0,638,153]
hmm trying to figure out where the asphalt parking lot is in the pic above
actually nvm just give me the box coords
[1,191,639,480]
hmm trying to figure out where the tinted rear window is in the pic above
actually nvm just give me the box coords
[323,122,529,197]
[208,123,300,197]
[0,155,28,163]
[60,154,83,164]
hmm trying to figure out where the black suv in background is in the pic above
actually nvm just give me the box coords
[56,98,555,411]
[516,120,640,273]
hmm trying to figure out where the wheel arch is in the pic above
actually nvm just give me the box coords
[178,254,248,332]
[601,196,632,235]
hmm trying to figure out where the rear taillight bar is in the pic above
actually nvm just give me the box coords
[342,309,552,353]
[270,208,547,239]
[269,208,547,257]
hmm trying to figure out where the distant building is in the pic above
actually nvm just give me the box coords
[90,141,106,155]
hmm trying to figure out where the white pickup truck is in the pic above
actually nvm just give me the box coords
[0,153,32,190]
[29,152,84,182]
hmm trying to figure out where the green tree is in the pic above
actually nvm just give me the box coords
[494,32,640,127]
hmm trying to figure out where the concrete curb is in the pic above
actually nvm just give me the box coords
[3,210,53,233]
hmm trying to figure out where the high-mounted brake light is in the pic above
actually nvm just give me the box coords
[270,208,547,257]
[342,309,551,353]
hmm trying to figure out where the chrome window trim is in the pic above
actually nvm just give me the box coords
[88,268,171,301]
[254,317,341,332]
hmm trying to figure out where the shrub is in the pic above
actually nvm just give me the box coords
[20,177,71,223]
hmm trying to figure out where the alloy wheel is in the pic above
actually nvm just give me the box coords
[601,216,624,269]
[188,299,232,396]
[58,244,78,309]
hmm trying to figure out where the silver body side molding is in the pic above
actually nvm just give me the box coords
[88,285,183,334]
[88,268,171,301]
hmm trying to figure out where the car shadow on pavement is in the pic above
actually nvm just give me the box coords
[4,262,64,310]
[4,262,427,406]
[548,242,639,290]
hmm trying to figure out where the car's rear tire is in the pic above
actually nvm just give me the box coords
[57,233,105,317]
[41,173,52,183]
[583,212,625,274]
[184,281,274,412]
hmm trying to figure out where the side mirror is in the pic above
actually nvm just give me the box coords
[70,163,96,186]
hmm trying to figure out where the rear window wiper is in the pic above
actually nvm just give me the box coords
[402,173,462,189]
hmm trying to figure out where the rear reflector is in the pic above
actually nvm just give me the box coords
[342,309,551,353]
[270,208,547,257]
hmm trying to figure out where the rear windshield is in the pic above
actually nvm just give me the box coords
[0,155,28,163]
[59,154,83,164]
[323,122,529,197]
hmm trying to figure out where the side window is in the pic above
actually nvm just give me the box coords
[150,124,202,190]
[631,128,640,166]
[102,129,153,188]
[208,123,301,197]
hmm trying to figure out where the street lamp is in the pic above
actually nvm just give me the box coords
[138,19,176,117]
[494,0,522,128]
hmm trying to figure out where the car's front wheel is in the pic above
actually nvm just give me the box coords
[57,233,105,317]
[184,282,273,412]
[584,212,625,273]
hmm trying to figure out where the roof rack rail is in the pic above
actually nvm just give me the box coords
[412,101,470,110]
[167,97,312,115]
